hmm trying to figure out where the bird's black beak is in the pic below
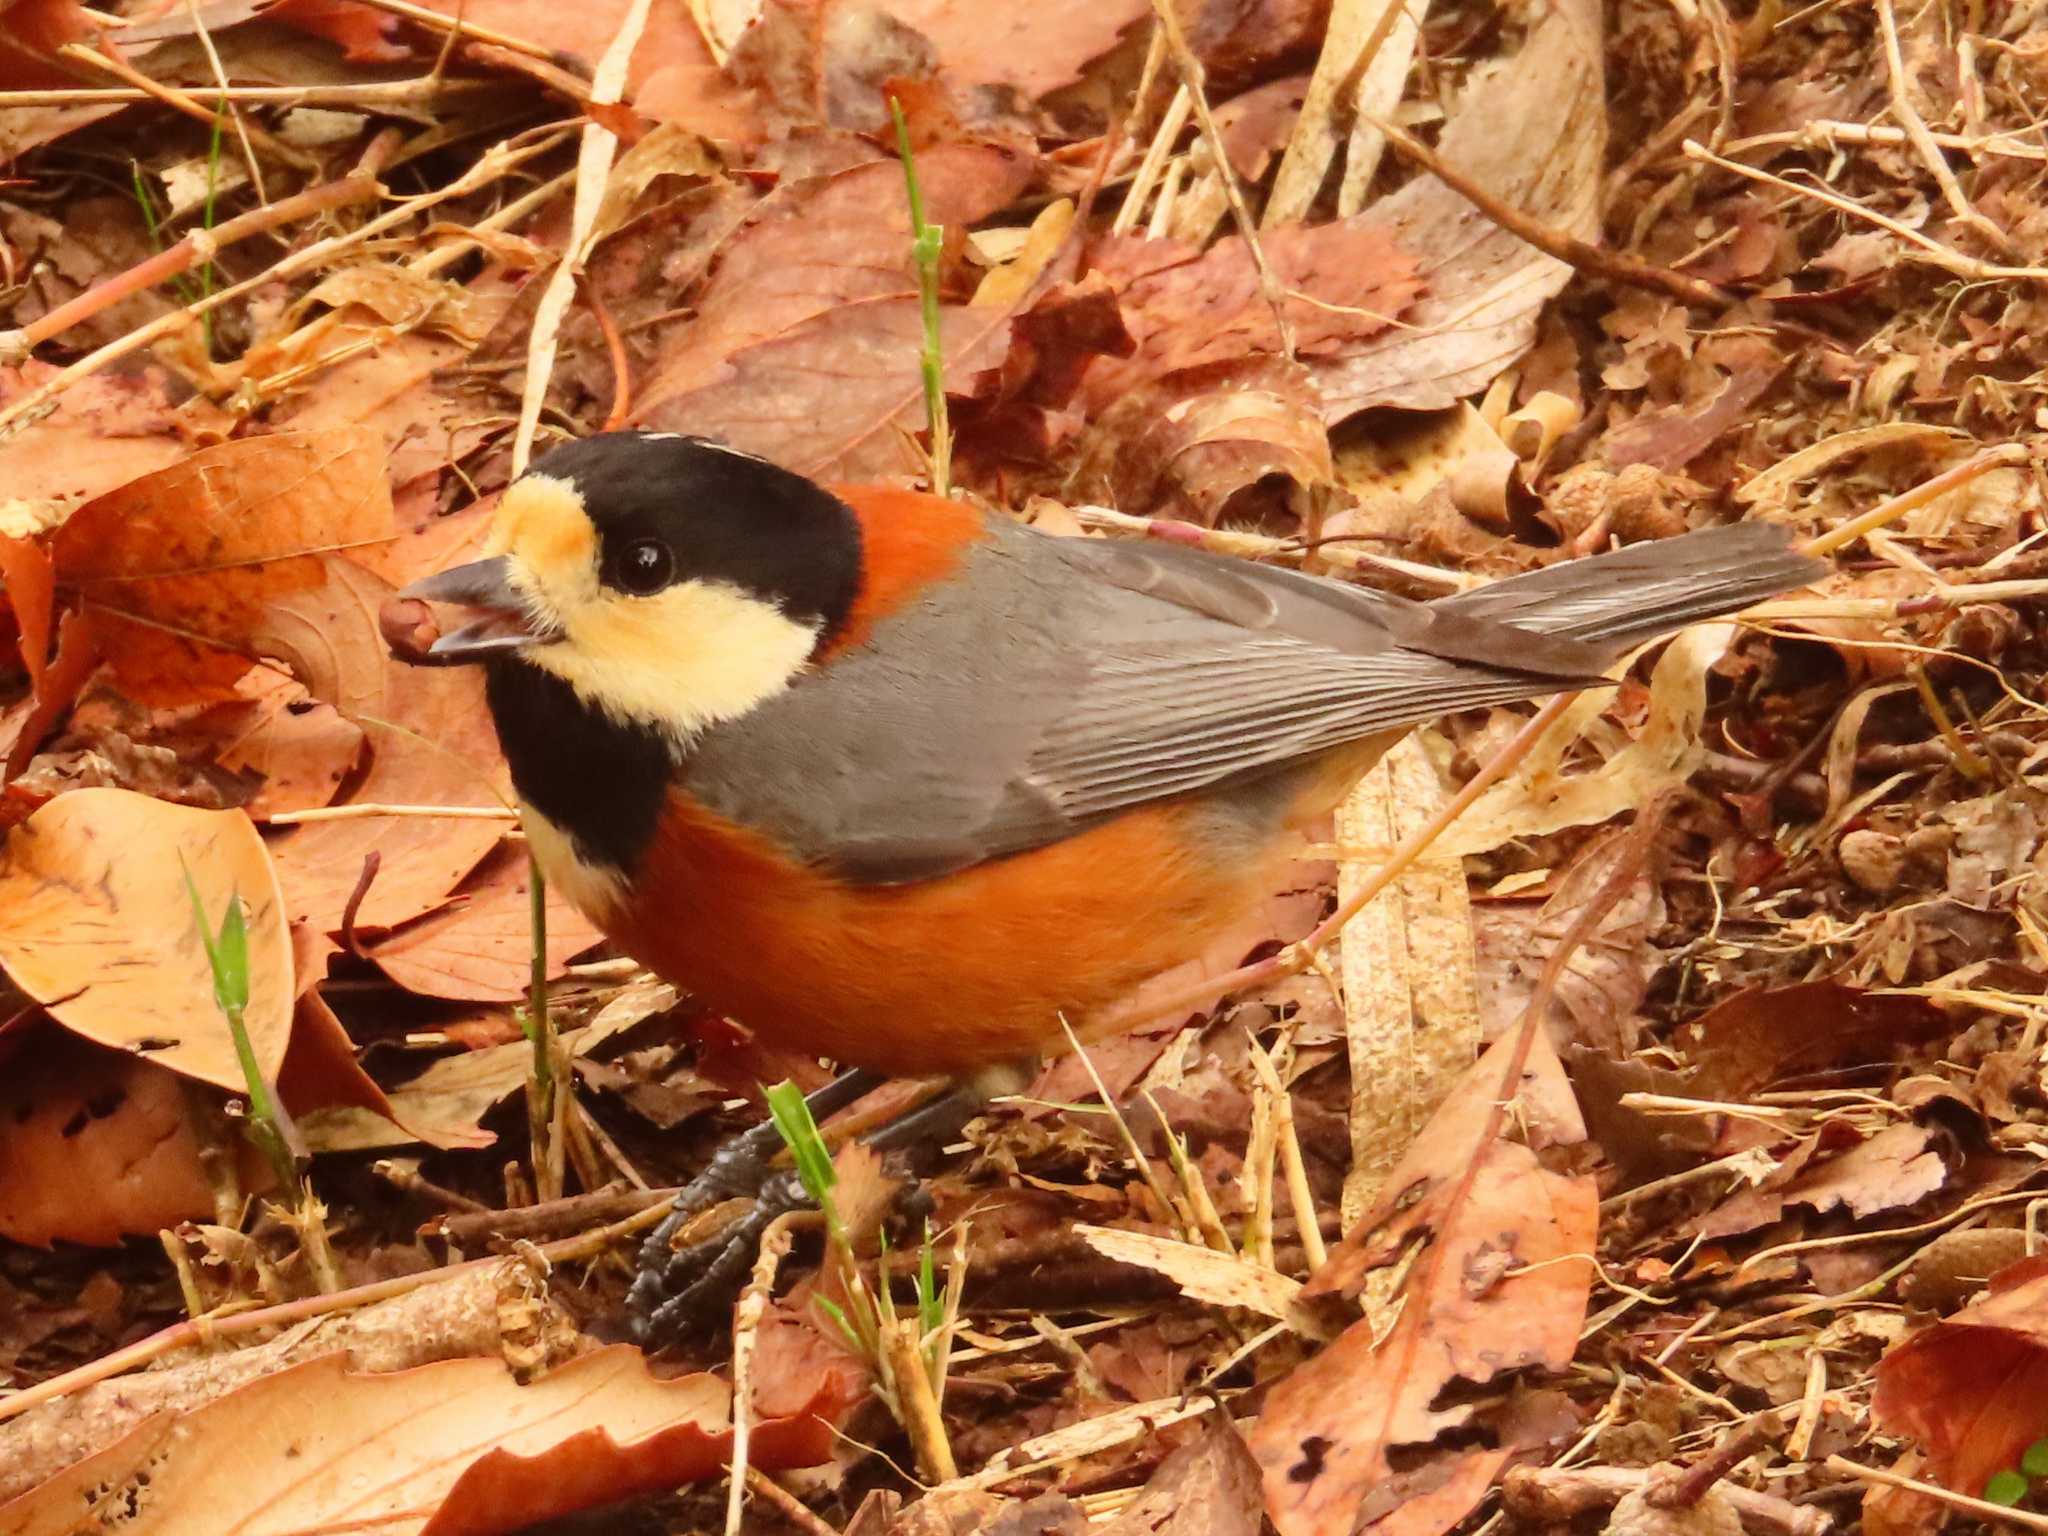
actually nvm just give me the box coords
[396,557,551,665]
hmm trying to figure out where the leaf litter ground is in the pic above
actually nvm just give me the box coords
[4,0,2048,1533]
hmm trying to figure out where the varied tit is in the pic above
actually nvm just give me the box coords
[393,430,1819,1332]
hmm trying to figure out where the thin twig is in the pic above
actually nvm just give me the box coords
[1683,140,2048,283]
[1826,1457,2048,1533]
[58,43,315,172]
[1142,0,1297,355]
[1374,118,1733,307]
[1,174,379,363]
[0,78,507,109]
[184,0,271,205]
[345,0,564,62]
[1872,0,2007,249]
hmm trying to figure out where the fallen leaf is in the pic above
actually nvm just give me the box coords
[881,0,1149,97]
[1075,1226,1333,1337]
[1249,1028,1597,1536]
[634,142,1037,419]
[0,365,204,532]
[0,788,294,1091]
[1098,1416,1266,1536]
[1076,355,1333,521]
[1695,1123,1949,1239]
[0,1345,848,1536]
[1680,982,1950,1101]
[369,843,607,1002]
[1309,0,1603,418]
[1874,1260,2048,1501]
[1084,218,1423,399]
[48,429,396,706]
[301,980,677,1151]
[254,556,508,933]
[0,1028,273,1247]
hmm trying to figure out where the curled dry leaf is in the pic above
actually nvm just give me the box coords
[1074,1226,1335,1338]
[0,788,294,1092]
[1076,356,1335,523]
[0,1345,850,1536]
[1248,1029,1597,1536]
[1874,1259,2048,1501]
[1693,1123,1948,1240]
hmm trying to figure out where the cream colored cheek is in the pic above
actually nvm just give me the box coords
[519,803,627,922]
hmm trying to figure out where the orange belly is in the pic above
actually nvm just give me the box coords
[600,790,1305,1077]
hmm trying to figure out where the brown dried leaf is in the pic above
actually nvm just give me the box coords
[1310,0,1602,418]
[0,1345,847,1536]
[48,430,395,707]
[369,844,607,1002]
[1076,356,1334,522]
[0,1031,272,1247]
[256,557,507,933]
[0,365,203,532]
[882,0,1150,97]
[1874,1259,2048,1500]
[1249,1029,1596,1536]
[0,788,293,1091]
[1681,982,1950,1101]
[1694,1124,1949,1239]
[635,143,1036,417]
[1099,1417,1266,1536]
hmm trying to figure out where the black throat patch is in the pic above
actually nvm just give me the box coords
[484,658,672,873]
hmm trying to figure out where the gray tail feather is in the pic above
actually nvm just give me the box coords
[1434,522,1822,655]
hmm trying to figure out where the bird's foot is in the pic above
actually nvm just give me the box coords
[627,1166,814,1343]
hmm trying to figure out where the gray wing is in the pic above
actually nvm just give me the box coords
[679,518,1815,884]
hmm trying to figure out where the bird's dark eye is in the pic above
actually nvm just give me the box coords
[614,537,676,595]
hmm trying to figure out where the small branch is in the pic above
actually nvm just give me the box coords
[58,43,315,172]
[1649,1411,1783,1507]
[0,78,507,109]
[1873,0,2007,249]
[1,173,379,363]
[1374,118,1733,308]
[1799,444,2030,557]
[1503,1465,1830,1536]
[1143,0,1297,355]
[1684,140,2048,284]
[260,804,518,824]
[1826,1457,2048,1534]
[346,0,565,62]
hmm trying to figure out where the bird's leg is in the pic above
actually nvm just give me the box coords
[626,1067,883,1330]
[628,1062,1031,1345]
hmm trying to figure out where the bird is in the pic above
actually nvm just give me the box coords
[393,429,1821,1334]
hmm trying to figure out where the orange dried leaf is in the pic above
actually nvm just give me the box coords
[1874,1262,2048,1500]
[369,845,606,1002]
[0,1346,846,1536]
[0,1031,273,1247]
[0,788,294,1092]
[49,429,395,706]
[0,533,53,685]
